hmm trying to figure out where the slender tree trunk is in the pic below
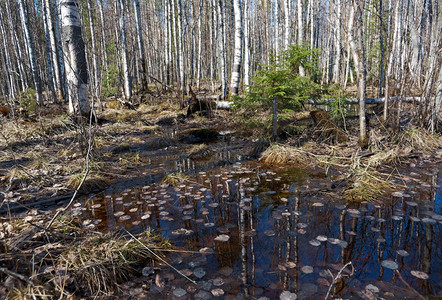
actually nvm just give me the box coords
[196,0,203,89]
[0,7,15,100]
[118,0,131,100]
[18,0,43,105]
[284,0,290,49]
[134,0,148,91]
[349,0,368,146]
[87,0,99,99]
[378,0,384,98]
[96,0,108,80]
[333,0,341,83]
[60,0,90,117]
[434,65,442,132]
[46,0,62,98]
[230,0,243,96]
[218,0,227,98]
[383,0,401,121]
[421,0,440,125]
[42,0,57,103]
[297,0,305,76]
[5,1,26,92]
[243,0,250,88]
[177,0,185,98]
[274,0,279,55]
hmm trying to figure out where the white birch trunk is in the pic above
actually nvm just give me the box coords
[333,0,341,83]
[243,0,250,88]
[0,7,15,99]
[18,0,43,105]
[45,0,62,97]
[96,0,108,74]
[177,0,185,96]
[196,0,203,89]
[42,0,57,102]
[230,0,243,96]
[134,0,147,90]
[284,0,290,49]
[383,0,401,121]
[274,0,279,55]
[60,0,90,117]
[118,0,131,100]
[6,0,27,91]
[87,0,99,98]
[297,0,305,76]
[217,0,227,98]
[348,0,367,145]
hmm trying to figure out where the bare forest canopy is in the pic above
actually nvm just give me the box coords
[0,0,441,122]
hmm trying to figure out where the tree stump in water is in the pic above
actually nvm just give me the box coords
[186,85,213,117]
[310,110,348,144]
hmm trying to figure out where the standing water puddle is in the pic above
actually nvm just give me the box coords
[74,161,441,299]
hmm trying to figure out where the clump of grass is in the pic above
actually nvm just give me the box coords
[68,173,108,192]
[259,144,311,166]
[57,231,162,295]
[365,148,402,168]
[394,127,440,152]
[145,136,174,149]
[162,172,192,186]
[344,170,396,202]
[188,144,214,160]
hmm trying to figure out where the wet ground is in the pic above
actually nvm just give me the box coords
[72,140,441,299]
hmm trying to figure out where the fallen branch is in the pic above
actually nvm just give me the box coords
[325,261,354,300]
[0,267,34,287]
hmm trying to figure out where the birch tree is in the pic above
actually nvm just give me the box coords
[0,6,15,100]
[134,0,148,90]
[18,0,43,105]
[297,0,305,76]
[230,0,243,96]
[46,0,62,97]
[60,0,90,117]
[348,0,368,146]
[243,0,250,88]
[118,0,131,100]
[87,0,99,99]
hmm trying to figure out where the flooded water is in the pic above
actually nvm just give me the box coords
[74,156,441,299]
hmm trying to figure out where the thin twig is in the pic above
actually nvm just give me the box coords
[0,267,34,286]
[124,229,197,285]
[324,261,353,300]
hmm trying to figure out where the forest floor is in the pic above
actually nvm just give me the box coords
[0,94,441,298]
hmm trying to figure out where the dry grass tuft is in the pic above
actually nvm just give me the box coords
[68,173,108,192]
[57,231,162,295]
[259,144,311,166]
[162,172,192,186]
[344,170,397,202]
[394,127,441,152]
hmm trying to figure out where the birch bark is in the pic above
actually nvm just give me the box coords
[134,0,147,91]
[118,0,131,100]
[60,0,90,117]
[230,0,243,96]
[297,0,305,76]
[18,0,43,105]
[348,0,368,146]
